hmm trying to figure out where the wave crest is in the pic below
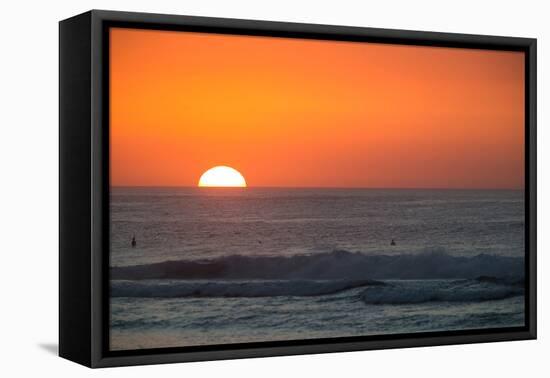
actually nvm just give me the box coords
[111,250,524,281]
[359,278,524,304]
[111,279,383,298]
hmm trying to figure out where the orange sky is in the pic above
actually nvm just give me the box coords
[110,27,525,189]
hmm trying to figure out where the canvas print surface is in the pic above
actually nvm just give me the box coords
[109,28,525,351]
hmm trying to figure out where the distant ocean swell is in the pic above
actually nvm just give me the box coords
[111,249,524,281]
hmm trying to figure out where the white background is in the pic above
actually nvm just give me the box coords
[0,0,547,376]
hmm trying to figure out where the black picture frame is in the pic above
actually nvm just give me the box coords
[59,9,537,368]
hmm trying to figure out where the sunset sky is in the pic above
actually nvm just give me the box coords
[110,28,525,189]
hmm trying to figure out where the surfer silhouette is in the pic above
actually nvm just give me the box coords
[390,239,396,246]
[131,235,136,248]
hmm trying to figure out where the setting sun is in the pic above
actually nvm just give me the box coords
[198,166,247,187]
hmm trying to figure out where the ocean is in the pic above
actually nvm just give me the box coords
[109,187,525,350]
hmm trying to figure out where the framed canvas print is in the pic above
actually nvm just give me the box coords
[59,10,537,368]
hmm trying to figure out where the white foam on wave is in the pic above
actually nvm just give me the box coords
[360,279,524,304]
[111,249,524,281]
[111,279,383,298]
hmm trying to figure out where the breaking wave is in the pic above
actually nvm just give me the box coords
[111,279,384,298]
[111,249,524,281]
[111,276,523,302]
[359,277,524,304]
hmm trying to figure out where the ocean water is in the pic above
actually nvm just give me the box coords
[110,187,525,350]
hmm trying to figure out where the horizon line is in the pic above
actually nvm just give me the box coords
[110,185,525,191]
